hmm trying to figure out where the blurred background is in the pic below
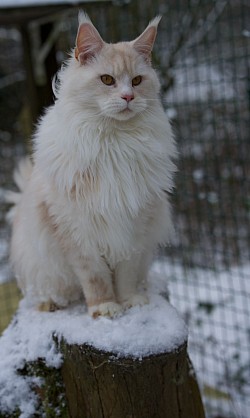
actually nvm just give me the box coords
[0,1,249,417]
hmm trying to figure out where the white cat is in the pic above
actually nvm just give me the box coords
[7,12,177,318]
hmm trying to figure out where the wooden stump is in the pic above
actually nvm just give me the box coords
[0,291,205,417]
[59,340,205,418]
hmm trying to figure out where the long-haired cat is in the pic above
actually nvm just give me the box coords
[7,12,177,318]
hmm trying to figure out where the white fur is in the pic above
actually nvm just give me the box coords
[8,15,177,317]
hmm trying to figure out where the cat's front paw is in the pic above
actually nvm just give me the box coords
[38,300,61,312]
[89,301,123,319]
[122,294,149,310]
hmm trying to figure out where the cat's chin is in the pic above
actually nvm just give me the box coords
[111,109,138,121]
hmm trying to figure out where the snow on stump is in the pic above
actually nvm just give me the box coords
[0,273,205,417]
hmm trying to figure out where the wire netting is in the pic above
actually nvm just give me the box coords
[0,1,249,417]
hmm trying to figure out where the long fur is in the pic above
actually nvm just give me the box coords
[8,14,177,317]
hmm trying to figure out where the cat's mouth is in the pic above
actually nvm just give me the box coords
[115,106,136,120]
[120,102,136,114]
[103,99,145,121]
[120,107,132,113]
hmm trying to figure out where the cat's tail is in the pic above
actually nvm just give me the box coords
[5,157,33,223]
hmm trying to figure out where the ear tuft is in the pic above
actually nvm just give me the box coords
[78,10,92,26]
[132,16,161,63]
[75,12,104,65]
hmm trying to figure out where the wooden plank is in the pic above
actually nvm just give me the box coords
[0,1,111,26]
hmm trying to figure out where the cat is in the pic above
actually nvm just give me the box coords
[7,12,177,318]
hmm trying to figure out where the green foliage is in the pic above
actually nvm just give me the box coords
[23,360,68,418]
[0,410,20,418]
[0,359,69,418]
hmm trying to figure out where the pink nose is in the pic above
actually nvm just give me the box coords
[121,94,134,102]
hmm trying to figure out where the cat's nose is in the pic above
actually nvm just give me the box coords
[121,94,134,103]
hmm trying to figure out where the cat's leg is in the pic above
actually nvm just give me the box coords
[115,198,172,310]
[114,252,150,309]
[69,253,122,318]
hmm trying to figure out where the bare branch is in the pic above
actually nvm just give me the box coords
[0,72,25,89]
[187,0,229,48]
[159,0,229,94]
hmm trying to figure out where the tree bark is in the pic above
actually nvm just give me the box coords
[59,340,205,418]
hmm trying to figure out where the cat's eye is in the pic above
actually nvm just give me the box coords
[132,75,142,86]
[101,74,115,86]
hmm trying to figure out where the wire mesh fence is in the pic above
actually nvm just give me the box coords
[0,1,249,417]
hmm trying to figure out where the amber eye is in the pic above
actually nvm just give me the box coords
[132,75,142,86]
[101,74,115,86]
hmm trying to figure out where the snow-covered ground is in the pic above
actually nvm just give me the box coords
[166,61,236,104]
[152,260,250,418]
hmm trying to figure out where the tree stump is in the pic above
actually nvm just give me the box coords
[0,283,205,417]
[58,340,205,418]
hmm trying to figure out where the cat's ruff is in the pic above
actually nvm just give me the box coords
[8,13,177,318]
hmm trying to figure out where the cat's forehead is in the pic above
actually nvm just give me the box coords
[100,42,145,76]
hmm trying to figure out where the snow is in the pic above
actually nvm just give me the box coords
[152,261,250,418]
[0,271,187,417]
[166,62,236,104]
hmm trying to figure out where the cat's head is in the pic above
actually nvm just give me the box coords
[60,13,161,122]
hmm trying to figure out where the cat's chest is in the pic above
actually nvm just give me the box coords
[44,143,164,262]
[49,186,152,264]
[68,138,165,211]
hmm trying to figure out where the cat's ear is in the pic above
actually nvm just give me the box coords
[75,12,104,65]
[132,16,161,63]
